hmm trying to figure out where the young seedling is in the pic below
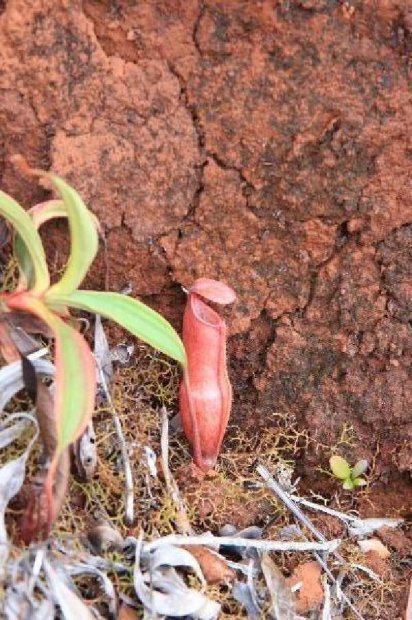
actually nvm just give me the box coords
[0,165,186,539]
[329,455,368,490]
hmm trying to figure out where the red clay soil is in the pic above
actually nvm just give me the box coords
[0,0,411,514]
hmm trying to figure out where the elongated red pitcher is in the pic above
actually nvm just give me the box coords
[179,278,236,470]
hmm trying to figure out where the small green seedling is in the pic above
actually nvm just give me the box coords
[329,455,368,490]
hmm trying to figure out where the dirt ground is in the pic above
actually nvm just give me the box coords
[0,0,411,616]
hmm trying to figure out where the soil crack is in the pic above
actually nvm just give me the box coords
[301,221,350,319]
[207,151,257,215]
[192,1,206,57]
[167,61,207,225]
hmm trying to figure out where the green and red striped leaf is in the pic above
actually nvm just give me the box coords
[7,292,96,453]
[47,289,187,366]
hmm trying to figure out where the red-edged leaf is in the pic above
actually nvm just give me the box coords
[7,292,95,539]
[20,449,70,544]
[6,292,96,453]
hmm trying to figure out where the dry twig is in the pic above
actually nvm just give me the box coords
[160,407,193,535]
[97,360,134,524]
[144,533,341,554]
[257,464,366,620]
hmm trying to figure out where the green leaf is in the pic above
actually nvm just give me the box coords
[29,198,101,232]
[8,292,96,453]
[48,290,187,366]
[14,200,64,290]
[46,175,99,296]
[0,190,49,293]
[351,459,368,479]
[28,199,66,229]
[14,199,101,291]
[330,455,351,480]
[352,477,367,488]
[14,234,35,291]
[342,479,354,491]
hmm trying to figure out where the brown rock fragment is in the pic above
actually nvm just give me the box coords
[286,561,323,614]
[363,550,390,578]
[377,526,412,558]
[185,546,235,585]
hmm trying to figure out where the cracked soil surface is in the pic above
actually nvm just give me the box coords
[0,0,411,531]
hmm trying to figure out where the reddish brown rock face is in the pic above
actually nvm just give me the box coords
[0,0,411,514]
